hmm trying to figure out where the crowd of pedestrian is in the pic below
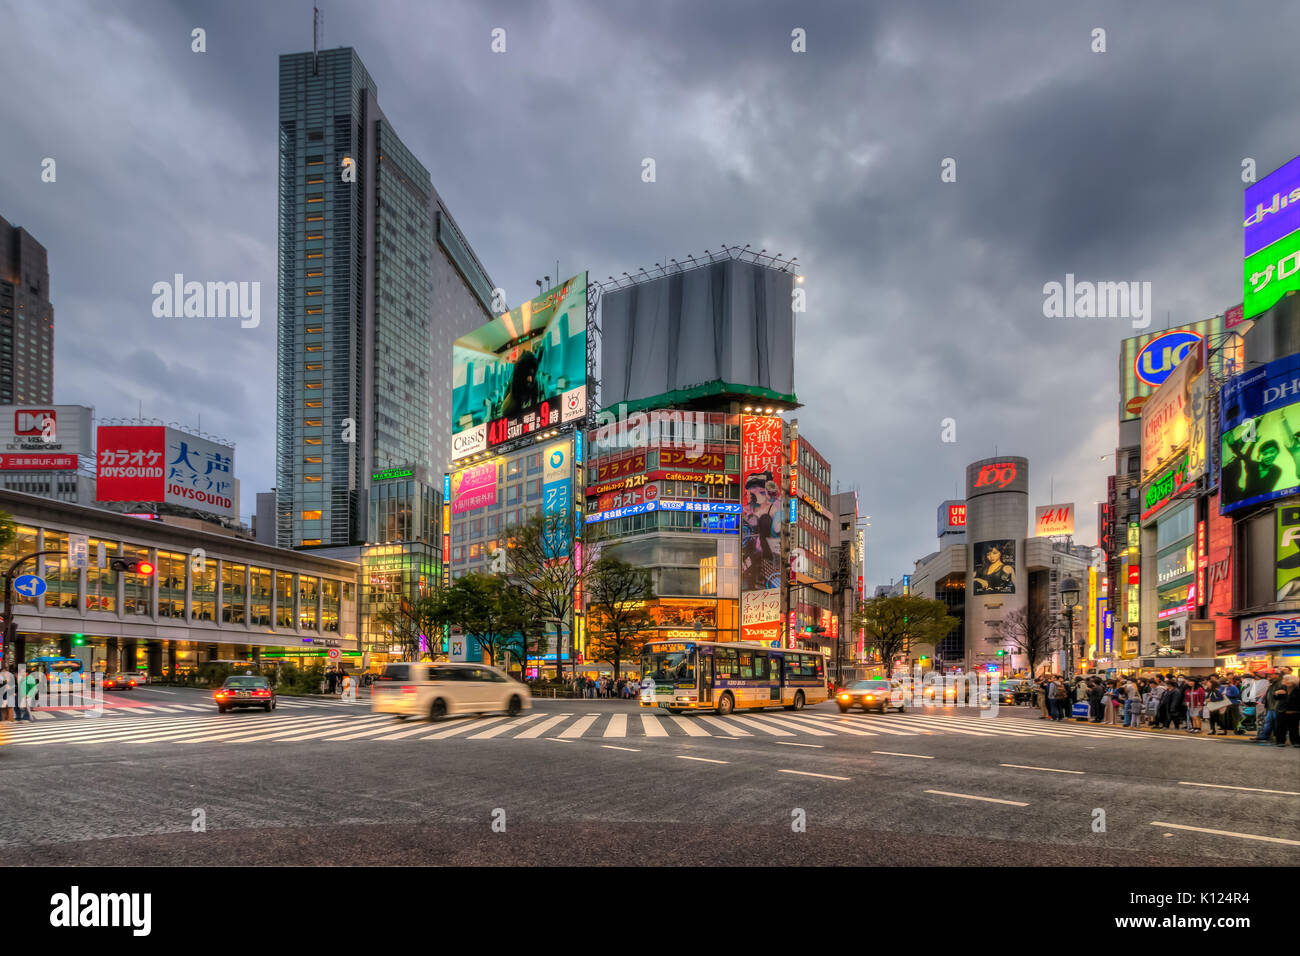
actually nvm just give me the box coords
[1030,668,1299,746]
[568,675,639,698]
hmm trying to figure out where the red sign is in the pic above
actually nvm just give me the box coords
[1128,565,1140,586]
[948,504,966,527]
[972,461,1017,490]
[594,453,646,483]
[13,409,56,436]
[95,426,166,502]
[0,454,77,470]
[597,484,658,512]
[1225,303,1245,329]
[659,449,726,470]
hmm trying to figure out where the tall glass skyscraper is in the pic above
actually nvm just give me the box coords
[276,47,496,551]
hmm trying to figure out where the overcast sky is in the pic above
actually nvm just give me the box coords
[1,0,1296,585]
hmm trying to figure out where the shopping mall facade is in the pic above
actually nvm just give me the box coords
[0,489,361,677]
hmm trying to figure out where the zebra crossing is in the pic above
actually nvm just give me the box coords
[5,705,1165,747]
[23,695,356,721]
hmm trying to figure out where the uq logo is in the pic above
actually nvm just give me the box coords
[1134,330,1201,388]
[973,462,1017,490]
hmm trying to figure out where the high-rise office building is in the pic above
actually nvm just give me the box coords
[275,46,495,551]
[0,214,54,404]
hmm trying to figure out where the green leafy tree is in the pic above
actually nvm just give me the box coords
[502,510,582,681]
[585,556,655,681]
[429,573,528,668]
[0,510,15,556]
[853,594,959,672]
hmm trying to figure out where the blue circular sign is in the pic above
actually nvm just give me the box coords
[1134,330,1202,388]
[13,574,47,598]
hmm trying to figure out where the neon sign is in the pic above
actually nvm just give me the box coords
[1141,453,1194,520]
[972,462,1017,490]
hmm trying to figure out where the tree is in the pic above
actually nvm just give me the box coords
[994,605,1059,675]
[853,595,959,672]
[501,614,549,679]
[502,510,582,682]
[429,573,528,668]
[584,556,655,682]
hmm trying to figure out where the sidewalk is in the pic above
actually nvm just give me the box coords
[1002,707,1263,744]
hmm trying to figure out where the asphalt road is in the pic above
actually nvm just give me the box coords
[1,688,1295,866]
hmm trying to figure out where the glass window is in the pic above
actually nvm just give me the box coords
[222,562,247,624]
[714,647,736,680]
[122,544,153,616]
[250,567,272,626]
[0,525,37,608]
[40,529,79,610]
[85,538,118,613]
[738,651,755,680]
[299,575,319,630]
[276,571,295,627]
[191,558,216,623]
[321,578,341,632]
[1155,503,1195,550]
[157,551,187,619]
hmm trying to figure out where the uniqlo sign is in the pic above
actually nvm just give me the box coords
[96,425,236,517]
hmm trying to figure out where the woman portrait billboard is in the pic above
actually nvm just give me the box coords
[973,540,1016,595]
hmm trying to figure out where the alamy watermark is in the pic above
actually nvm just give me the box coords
[1042,274,1151,329]
[593,403,710,459]
[1,668,105,716]
[152,274,260,328]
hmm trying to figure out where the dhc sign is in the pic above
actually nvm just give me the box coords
[1134,330,1202,388]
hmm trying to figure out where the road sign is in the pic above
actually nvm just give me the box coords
[327,648,340,660]
[68,533,88,570]
[14,574,47,598]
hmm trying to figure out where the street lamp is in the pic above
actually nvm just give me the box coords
[1061,577,1080,677]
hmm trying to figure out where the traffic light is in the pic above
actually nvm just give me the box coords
[73,634,85,646]
[996,649,1007,657]
[109,558,155,575]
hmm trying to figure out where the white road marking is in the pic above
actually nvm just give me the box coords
[744,713,835,736]
[604,714,628,737]
[924,789,1027,806]
[601,745,640,752]
[676,755,727,764]
[782,713,879,736]
[776,741,823,749]
[725,715,794,736]
[465,712,545,739]
[559,715,600,738]
[513,714,572,739]
[1000,763,1085,774]
[779,769,849,781]
[415,717,492,740]
[375,717,477,740]
[697,715,751,736]
[548,737,575,743]
[1177,781,1300,796]
[639,714,668,737]
[872,751,933,759]
[1150,821,1300,846]
[668,715,712,737]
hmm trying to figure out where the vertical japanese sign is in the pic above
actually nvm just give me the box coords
[1276,504,1300,601]
[542,439,572,559]
[740,415,784,642]
[163,428,236,517]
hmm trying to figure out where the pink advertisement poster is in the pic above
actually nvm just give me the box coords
[452,462,498,514]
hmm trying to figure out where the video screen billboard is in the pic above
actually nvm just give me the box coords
[451,273,587,460]
[1219,351,1300,513]
[740,415,784,641]
[1244,154,1300,257]
[972,540,1016,595]
[1243,228,1300,320]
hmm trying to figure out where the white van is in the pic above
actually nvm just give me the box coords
[371,662,531,721]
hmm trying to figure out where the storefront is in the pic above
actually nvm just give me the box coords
[1237,613,1300,672]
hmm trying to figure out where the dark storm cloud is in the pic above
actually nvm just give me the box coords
[0,0,1295,578]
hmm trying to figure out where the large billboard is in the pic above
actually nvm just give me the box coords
[451,273,587,461]
[938,499,966,536]
[1034,503,1075,537]
[972,539,1016,595]
[450,462,497,515]
[1243,228,1300,320]
[1219,352,1300,513]
[740,415,784,642]
[600,259,796,408]
[541,438,573,559]
[1140,340,1202,481]
[1118,315,1243,421]
[96,425,236,517]
[1244,154,1300,257]
[0,405,92,470]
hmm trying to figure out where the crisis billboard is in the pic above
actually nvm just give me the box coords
[450,273,587,461]
[96,425,236,517]
[1219,351,1300,513]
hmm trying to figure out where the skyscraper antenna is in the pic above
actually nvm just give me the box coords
[313,6,320,74]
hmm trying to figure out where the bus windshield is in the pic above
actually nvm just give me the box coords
[643,648,695,684]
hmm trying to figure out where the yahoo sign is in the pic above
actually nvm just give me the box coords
[1245,154,1300,257]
